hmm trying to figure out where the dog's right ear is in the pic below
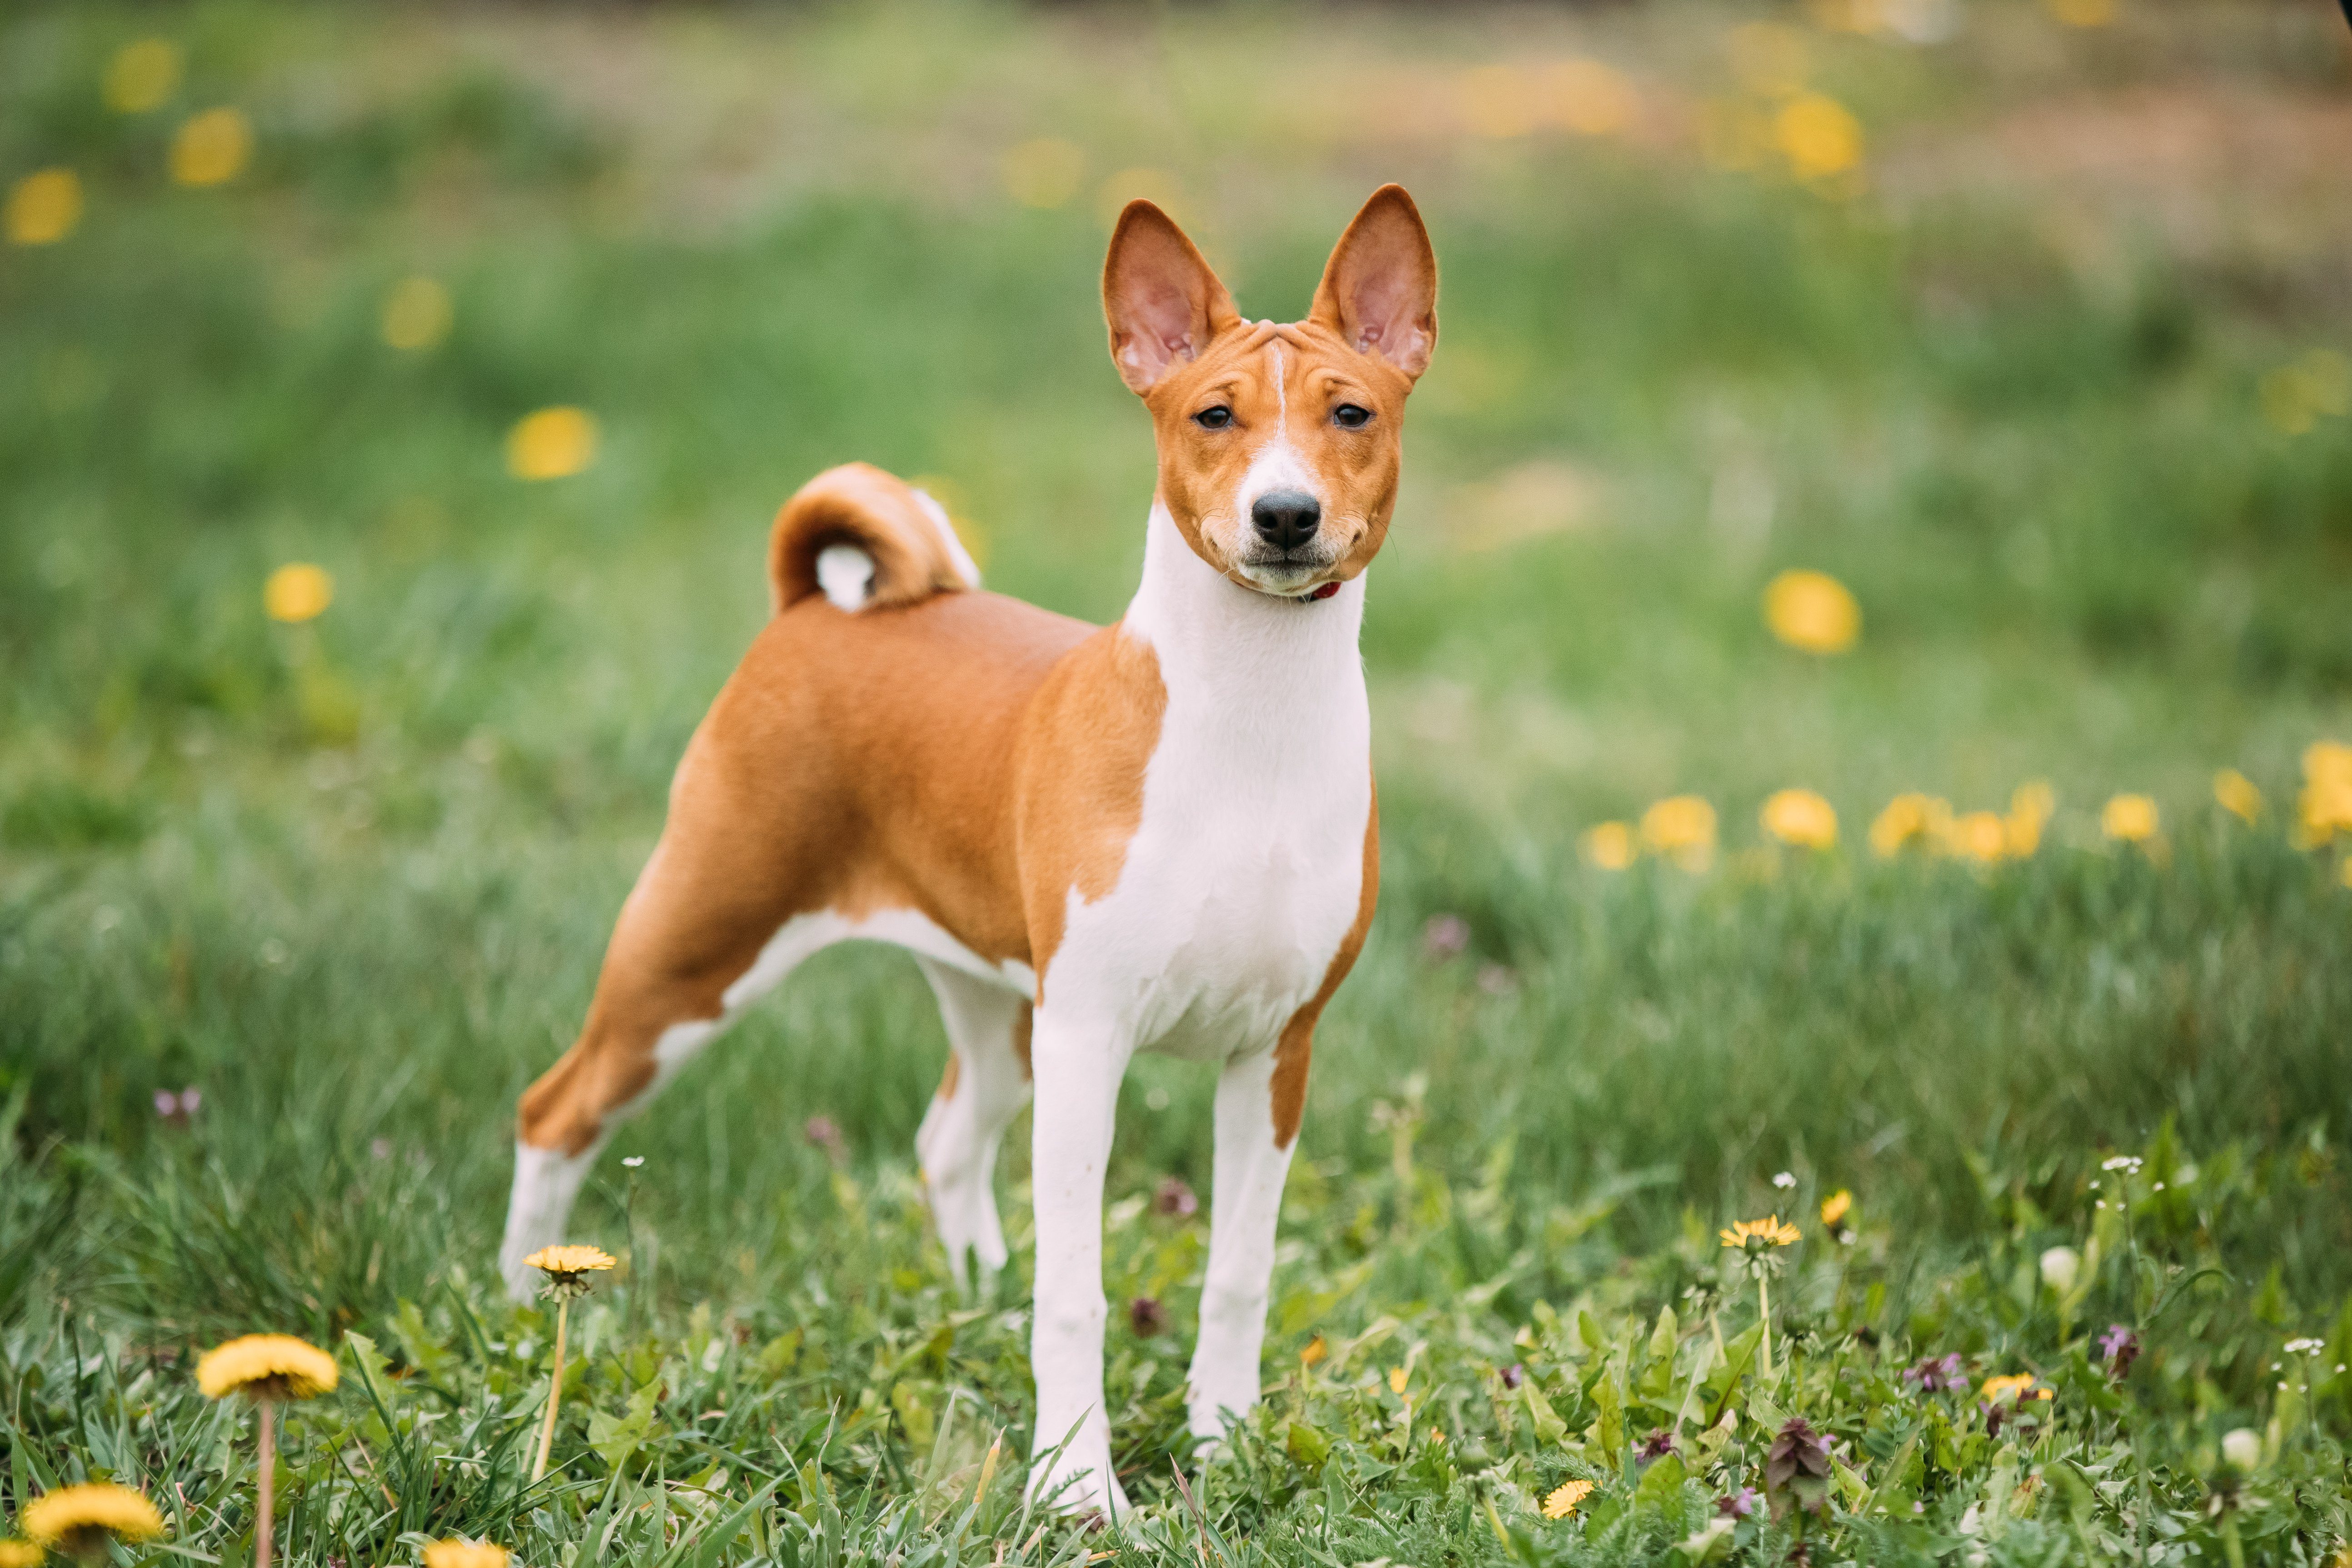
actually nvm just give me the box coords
[1102,201,1241,395]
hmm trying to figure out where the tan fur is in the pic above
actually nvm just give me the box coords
[768,461,975,615]
[519,186,1436,1175]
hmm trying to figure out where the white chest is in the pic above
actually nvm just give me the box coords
[1041,505,1372,1060]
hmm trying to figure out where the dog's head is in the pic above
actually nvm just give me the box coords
[1103,185,1437,599]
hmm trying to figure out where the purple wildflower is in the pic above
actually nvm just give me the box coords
[1152,1176,1199,1218]
[2098,1324,2141,1378]
[1717,1487,1760,1518]
[1902,1353,1965,1393]
[1500,1363,1524,1390]
[1421,913,1470,961]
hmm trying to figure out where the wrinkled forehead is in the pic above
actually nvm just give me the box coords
[1180,319,1361,392]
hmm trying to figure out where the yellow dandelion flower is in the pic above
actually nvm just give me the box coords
[1762,569,1860,654]
[1980,1373,2052,1404]
[1776,95,1863,181]
[196,1334,338,1400]
[1819,1189,1852,1226]
[2213,769,2262,824]
[507,406,598,481]
[1582,820,1636,871]
[1719,1215,1801,1249]
[2005,781,2055,857]
[1541,1478,1596,1519]
[1001,138,1085,210]
[422,1542,510,1568]
[526,1244,616,1287]
[2101,794,2158,843]
[0,1540,43,1568]
[2300,741,2352,845]
[105,39,183,114]
[1388,1365,1410,1395]
[264,563,333,623]
[381,276,453,352]
[7,169,83,248]
[1641,795,1716,870]
[1947,809,2007,864]
[20,1485,165,1553]
[1870,792,1951,857]
[1761,788,1837,850]
[1300,1334,1328,1368]
[171,108,253,187]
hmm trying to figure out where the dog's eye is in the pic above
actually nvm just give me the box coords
[1192,406,1233,430]
[1332,404,1372,430]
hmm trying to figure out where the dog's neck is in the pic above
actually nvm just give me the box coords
[1122,499,1367,741]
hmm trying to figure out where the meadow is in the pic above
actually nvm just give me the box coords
[4,2,2352,1563]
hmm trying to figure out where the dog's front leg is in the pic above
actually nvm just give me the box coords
[1185,1044,1300,1446]
[1024,1006,1134,1518]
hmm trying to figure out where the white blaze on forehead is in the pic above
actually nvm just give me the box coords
[1237,341,1316,512]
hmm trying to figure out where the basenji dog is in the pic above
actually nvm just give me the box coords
[499,185,1437,1514]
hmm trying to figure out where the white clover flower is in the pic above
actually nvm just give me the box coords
[2221,1428,2262,1471]
[1773,1172,1797,1189]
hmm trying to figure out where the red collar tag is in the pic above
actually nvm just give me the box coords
[1306,581,1341,601]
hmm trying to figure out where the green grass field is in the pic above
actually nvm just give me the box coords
[5,3,2352,1563]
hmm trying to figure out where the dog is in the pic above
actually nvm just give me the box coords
[499,185,1436,1514]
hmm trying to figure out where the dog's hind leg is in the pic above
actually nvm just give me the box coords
[500,830,847,1300]
[911,957,1032,1292]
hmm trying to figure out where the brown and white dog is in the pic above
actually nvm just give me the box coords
[500,186,1437,1513]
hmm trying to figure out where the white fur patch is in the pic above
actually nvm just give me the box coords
[911,489,984,589]
[816,544,875,611]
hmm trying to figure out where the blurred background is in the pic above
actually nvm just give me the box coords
[4,0,2351,1322]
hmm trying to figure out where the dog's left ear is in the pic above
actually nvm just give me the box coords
[1309,185,1438,381]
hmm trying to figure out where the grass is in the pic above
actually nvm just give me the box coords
[5,1,2352,1563]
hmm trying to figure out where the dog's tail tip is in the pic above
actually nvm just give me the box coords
[767,462,982,616]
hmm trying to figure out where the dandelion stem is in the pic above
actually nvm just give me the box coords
[255,1397,275,1568]
[1758,1274,1773,1381]
[532,1295,571,1483]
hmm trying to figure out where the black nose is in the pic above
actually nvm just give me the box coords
[1251,490,1322,551]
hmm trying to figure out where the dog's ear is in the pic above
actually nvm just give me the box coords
[1309,185,1437,381]
[1102,201,1241,394]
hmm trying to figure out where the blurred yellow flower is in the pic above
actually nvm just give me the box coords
[264,564,333,623]
[197,1334,338,1400]
[21,1486,164,1552]
[2300,741,2352,846]
[2047,0,2118,25]
[526,1243,616,1288]
[1582,820,1636,871]
[6,169,82,247]
[2261,351,2351,437]
[1776,95,1863,181]
[2213,769,2262,824]
[1947,810,2007,864]
[1388,1365,1410,1394]
[1981,1373,2052,1403]
[171,108,253,187]
[1641,795,1717,870]
[1300,1334,1327,1368]
[1761,788,1837,850]
[2005,781,2055,857]
[0,1540,40,1568]
[1540,58,1636,137]
[260,562,338,624]
[1763,569,1860,654]
[1001,138,1084,210]
[381,276,452,352]
[1541,1479,1595,1519]
[422,1543,510,1568]
[1870,792,1951,857]
[1721,1215,1801,1248]
[507,406,598,481]
[2101,794,2158,843]
[105,39,183,114]
[1820,1189,1852,1226]
[1096,167,1181,230]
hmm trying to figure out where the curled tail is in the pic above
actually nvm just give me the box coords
[767,462,982,616]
